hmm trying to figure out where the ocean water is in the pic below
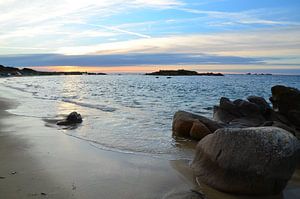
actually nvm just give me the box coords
[1,74,299,159]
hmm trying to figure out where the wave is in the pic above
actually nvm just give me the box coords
[62,99,117,112]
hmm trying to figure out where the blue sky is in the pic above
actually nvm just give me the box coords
[0,0,300,73]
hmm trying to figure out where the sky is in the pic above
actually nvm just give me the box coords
[0,0,300,74]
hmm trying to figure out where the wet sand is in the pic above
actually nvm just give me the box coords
[0,97,197,199]
[0,95,299,199]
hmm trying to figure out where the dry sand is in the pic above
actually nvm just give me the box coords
[0,95,299,199]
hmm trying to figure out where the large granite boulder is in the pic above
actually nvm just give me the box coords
[191,127,300,195]
[172,111,223,140]
[57,112,83,126]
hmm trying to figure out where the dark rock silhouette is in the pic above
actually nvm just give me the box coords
[145,69,224,76]
[0,64,106,76]
[57,112,83,126]
[270,85,300,128]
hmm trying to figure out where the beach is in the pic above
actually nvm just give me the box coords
[0,95,197,199]
[0,76,300,199]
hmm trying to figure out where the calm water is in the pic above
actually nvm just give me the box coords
[1,74,299,159]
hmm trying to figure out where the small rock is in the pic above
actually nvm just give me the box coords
[57,112,82,126]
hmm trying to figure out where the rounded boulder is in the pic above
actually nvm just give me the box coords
[191,127,300,195]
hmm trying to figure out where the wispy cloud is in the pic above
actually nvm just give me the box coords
[56,27,300,60]
[178,8,300,26]
[80,23,152,39]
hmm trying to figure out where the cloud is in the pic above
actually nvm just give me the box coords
[178,8,300,26]
[0,0,299,70]
[55,27,300,61]
[0,53,263,67]
[80,23,152,39]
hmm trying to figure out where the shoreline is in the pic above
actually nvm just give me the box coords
[0,84,300,199]
[0,95,197,199]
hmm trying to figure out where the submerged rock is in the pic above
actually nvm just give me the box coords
[57,112,82,126]
[191,127,300,195]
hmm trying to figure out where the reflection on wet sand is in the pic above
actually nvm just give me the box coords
[170,160,300,199]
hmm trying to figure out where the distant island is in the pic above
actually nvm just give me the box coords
[145,69,224,76]
[0,65,106,77]
[246,72,272,76]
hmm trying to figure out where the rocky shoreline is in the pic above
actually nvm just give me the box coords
[0,64,106,77]
[173,85,300,196]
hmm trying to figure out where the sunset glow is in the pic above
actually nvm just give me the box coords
[29,64,300,74]
[0,0,299,74]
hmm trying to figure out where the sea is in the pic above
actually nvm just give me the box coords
[1,74,299,159]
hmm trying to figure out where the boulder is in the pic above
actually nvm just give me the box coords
[172,111,223,140]
[247,96,271,114]
[288,110,300,127]
[57,112,83,126]
[172,116,195,138]
[192,127,300,195]
[190,120,211,140]
[219,97,241,117]
[270,85,300,115]
[234,99,261,116]
[213,106,237,124]
[213,97,265,126]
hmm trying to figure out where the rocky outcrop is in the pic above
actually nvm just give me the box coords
[213,97,266,127]
[191,127,300,195]
[270,85,300,128]
[172,111,224,140]
[0,64,106,77]
[57,112,83,126]
[247,96,271,115]
[172,85,300,196]
[173,85,300,141]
